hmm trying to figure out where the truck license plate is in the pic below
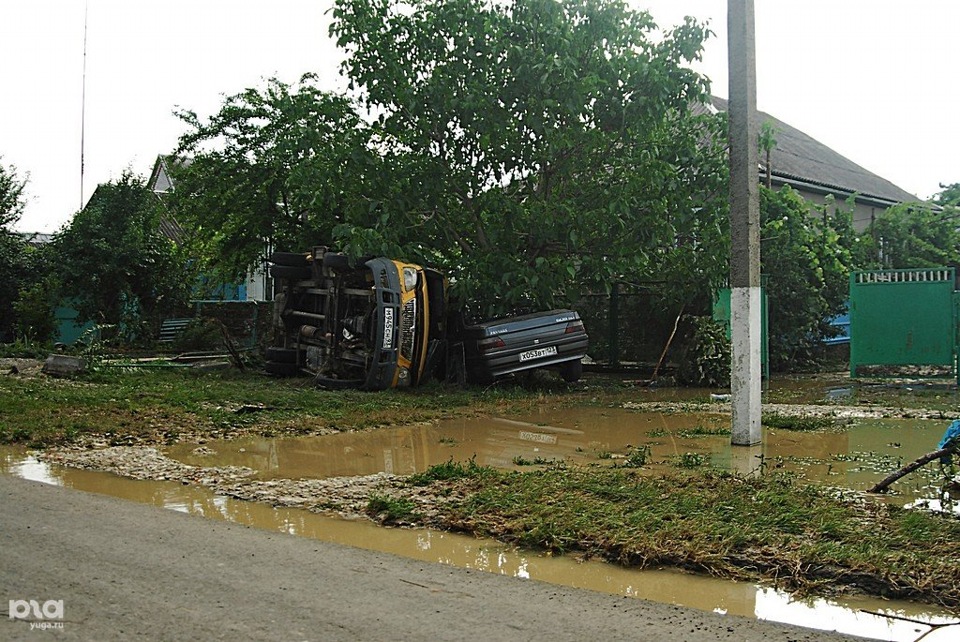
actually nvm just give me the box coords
[383,308,394,349]
[519,346,557,362]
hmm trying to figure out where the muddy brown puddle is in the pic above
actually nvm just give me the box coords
[4,404,960,641]
[168,407,956,513]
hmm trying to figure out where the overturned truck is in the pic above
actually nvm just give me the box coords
[266,248,588,390]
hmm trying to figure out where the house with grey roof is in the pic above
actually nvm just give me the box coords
[710,97,922,231]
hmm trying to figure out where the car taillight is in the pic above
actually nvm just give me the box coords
[478,336,506,353]
[564,321,584,334]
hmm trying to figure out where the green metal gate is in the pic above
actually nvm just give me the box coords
[712,286,769,380]
[849,268,958,380]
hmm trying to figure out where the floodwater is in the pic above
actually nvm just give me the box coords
[165,406,957,513]
[4,401,960,641]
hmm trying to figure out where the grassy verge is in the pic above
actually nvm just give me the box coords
[390,463,960,609]
[4,365,957,449]
[0,367,619,447]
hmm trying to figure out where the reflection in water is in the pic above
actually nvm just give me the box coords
[10,394,960,642]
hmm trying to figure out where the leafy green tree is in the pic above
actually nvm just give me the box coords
[864,202,960,270]
[933,182,960,207]
[172,75,372,283]
[13,273,59,343]
[0,235,29,342]
[0,156,26,229]
[330,0,729,317]
[53,172,191,335]
[760,186,858,369]
[0,158,32,342]
[758,120,779,190]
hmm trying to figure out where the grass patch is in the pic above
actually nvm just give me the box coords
[425,466,960,607]
[366,494,418,522]
[408,458,484,486]
[0,368,585,447]
[674,452,709,468]
[677,424,731,438]
[622,445,651,468]
[762,413,838,432]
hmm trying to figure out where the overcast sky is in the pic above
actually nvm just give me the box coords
[2,1,957,233]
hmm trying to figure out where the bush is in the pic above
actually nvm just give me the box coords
[676,316,730,387]
[13,275,58,344]
[171,318,222,352]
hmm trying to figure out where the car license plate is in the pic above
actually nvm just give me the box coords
[519,346,557,362]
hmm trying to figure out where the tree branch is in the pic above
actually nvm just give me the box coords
[867,443,957,494]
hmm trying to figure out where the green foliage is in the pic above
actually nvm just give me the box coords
[366,494,418,522]
[14,274,59,343]
[675,452,708,468]
[171,318,223,353]
[408,457,485,486]
[0,233,28,341]
[0,335,50,359]
[0,159,36,342]
[760,187,859,370]
[762,414,838,432]
[171,0,732,323]
[328,0,729,317]
[0,156,26,229]
[676,316,730,387]
[5,241,57,345]
[758,120,779,188]
[677,424,731,438]
[52,172,192,333]
[447,466,960,605]
[933,182,960,207]
[173,76,372,282]
[863,202,960,270]
[623,445,651,468]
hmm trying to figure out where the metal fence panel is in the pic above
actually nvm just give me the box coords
[849,268,957,377]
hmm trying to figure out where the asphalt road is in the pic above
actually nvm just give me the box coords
[0,473,867,641]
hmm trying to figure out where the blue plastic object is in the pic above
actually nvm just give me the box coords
[937,419,960,464]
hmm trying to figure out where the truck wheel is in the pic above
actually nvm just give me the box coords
[270,265,312,281]
[560,359,583,383]
[321,253,351,271]
[265,347,298,364]
[270,251,309,267]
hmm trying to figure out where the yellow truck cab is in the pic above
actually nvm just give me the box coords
[268,249,446,390]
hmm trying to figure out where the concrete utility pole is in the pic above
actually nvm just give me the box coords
[727,0,762,446]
